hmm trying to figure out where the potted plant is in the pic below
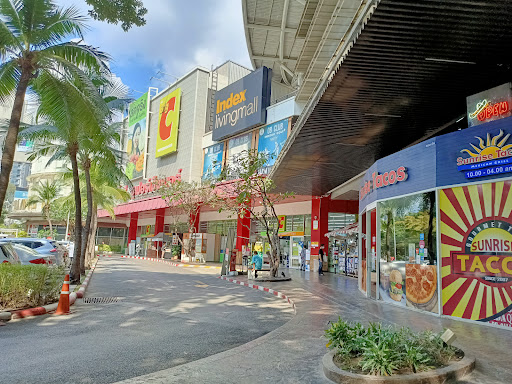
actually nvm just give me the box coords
[323,318,474,383]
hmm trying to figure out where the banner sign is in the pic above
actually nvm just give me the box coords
[156,88,181,158]
[126,92,149,180]
[359,140,437,212]
[467,83,512,127]
[212,67,272,141]
[202,143,224,181]
[227,132,252,168]
[441,180,512,329]
[257,118,289,174]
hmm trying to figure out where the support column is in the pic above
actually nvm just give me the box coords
[311,196,329,262]
[155,208,165,235]
[128,212,139,244]
[236,209,250,251]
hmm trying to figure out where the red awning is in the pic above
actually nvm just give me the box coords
[98,196,167,218]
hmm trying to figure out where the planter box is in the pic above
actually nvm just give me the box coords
[322,350,475,384]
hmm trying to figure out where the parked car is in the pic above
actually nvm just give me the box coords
[0,242,21,264]
[0,238,65,266]
[11,243,53,265]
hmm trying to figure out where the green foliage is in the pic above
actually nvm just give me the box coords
[171,244,181,257]
[98,243,111,252]
[325,318,458,376]
[109,245,122,253]
[85,0,147,31]
[16,230,27,238]
[0,264,65,310]
[37,228,58,239]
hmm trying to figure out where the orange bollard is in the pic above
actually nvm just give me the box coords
[54,274,71,315]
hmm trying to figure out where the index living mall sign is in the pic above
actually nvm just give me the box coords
[212,67,272,141]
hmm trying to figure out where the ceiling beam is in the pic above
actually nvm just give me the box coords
[251,55,298,63]
[246,23,296,33]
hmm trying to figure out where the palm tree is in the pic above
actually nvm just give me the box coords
[22,73,110,282]
[26,179,60,235]
[0,0,109,221]
[59,160,130,267]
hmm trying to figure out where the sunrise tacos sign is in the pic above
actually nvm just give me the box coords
[126,92,149,180]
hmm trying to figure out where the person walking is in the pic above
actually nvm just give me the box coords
[300,244,307,271]
[318,244,326,275]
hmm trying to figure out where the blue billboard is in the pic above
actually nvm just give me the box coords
[202,142,224,181]
[212,67,272,141]
[436,117,512,187]
[257,119,289,174]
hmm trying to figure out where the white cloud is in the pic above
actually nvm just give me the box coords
[60,0,252,87]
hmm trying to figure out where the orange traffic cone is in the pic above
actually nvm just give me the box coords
[55,274,71,315]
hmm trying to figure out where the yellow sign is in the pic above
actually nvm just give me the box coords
[279,231,304,237]
[156,88,181,158]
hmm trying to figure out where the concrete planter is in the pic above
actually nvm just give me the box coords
[322,350,475,384]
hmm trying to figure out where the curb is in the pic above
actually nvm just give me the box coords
[217,276,296,314]
[119,255,221,269]
[76,257,99,298]
[0,258,99,322]
[322,349,475,384]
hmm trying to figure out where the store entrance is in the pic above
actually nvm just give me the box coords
[289,236,303,269]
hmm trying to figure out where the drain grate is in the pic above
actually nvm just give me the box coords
[83,297,120,304]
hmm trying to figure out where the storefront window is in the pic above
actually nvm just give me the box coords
[378,191,438,314]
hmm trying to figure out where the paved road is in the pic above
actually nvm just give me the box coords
[0,256,293,384]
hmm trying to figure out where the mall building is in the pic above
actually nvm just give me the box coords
[101,0,512,330]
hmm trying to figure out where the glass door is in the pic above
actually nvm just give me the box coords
[290,236,303,269]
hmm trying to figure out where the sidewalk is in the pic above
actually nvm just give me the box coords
[117,268,512,384]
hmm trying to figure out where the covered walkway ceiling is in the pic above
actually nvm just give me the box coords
[271,0,512,196]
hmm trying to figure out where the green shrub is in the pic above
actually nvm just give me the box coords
[110,245,122,253]
[0,264,65,310]
[98,244,111,252]
[325,318,458,376]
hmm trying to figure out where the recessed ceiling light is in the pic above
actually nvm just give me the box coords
[425,57,476,65]
[364,113,401,118]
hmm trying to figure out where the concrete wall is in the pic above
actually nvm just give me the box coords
[145,68,210,183]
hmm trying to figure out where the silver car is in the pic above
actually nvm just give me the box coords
[0,238,64,266]
[11,243,54,265]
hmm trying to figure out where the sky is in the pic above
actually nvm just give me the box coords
[62,0,252,96]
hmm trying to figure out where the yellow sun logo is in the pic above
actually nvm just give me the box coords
[461,130,512,157]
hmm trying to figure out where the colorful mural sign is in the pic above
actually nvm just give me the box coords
[156,88,181,158]
[257,119,289,174]
[441,180,512,328]
[202,143,224,181]
[126,92,149,180]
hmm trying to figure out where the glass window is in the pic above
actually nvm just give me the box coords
[378,190,438,314]
[111,228,125,238]
[97,227,111,237]
[292,215,304,232]
[305,215,311,236]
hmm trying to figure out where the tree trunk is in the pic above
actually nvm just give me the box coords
[266,230,280,278]
[0,69,31,217]
[86,208,98,267]
[81,159,93,275]
[69,146,82,284]
[385,212,391,262]
[46,206,53,236]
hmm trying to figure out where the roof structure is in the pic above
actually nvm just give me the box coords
[270,0,512,196]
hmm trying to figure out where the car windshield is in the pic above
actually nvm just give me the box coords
[13,244,39,256]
